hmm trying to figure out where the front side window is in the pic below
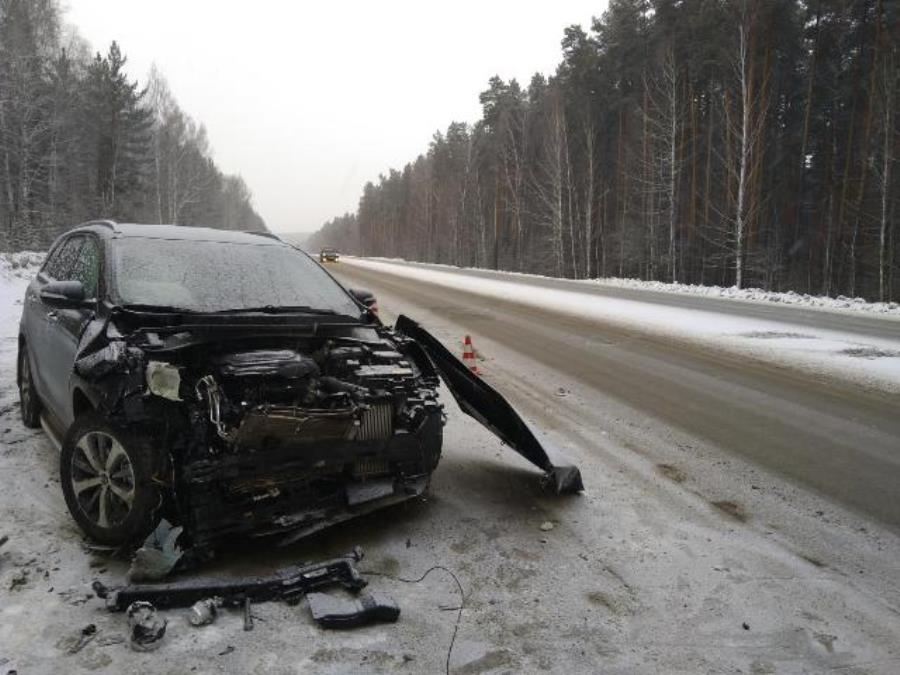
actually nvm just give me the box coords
[70,237,101,298]
[112,238,362,316]
[43,236,84,281]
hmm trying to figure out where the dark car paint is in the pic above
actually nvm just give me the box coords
[23,231,106,431]
[20,224,368,436]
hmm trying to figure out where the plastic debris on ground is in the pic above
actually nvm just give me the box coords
[306,591,400,628]
[128,519,184,582]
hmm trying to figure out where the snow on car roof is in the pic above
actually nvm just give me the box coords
[104,223,281,246]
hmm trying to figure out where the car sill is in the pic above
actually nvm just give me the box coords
[40,414,63,452]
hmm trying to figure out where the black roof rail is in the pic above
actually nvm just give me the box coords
[79,219,119,231]
[242,230,282,241]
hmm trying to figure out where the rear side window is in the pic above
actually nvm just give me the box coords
[70,237,101,298]
[43,236,83,281]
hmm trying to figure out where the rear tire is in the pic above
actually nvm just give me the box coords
[60,411,163,546]
[18,344,41,428]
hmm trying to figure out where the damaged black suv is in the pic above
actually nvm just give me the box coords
[17,222,448,549]
[17,221,581,553]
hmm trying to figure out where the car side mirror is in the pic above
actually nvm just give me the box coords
[349,288,379,316]
[41,280,90,309]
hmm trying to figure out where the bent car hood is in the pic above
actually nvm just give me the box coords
[395,315,583,494]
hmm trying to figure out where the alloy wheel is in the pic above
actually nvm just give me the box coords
[70,431,136,528]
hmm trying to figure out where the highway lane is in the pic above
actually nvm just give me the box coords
[344,258,900,341]
[332,261,900,531]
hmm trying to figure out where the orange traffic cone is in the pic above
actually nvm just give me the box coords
[462,335,481,376]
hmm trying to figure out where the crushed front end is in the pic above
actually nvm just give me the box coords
[76,314,445,550]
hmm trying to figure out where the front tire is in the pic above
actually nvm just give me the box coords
[60,412,163,546]
[18,344,41,428]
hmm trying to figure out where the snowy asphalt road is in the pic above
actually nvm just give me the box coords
[332,261,900,531]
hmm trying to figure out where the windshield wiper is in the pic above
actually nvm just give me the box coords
[118,303,197,314]
[210,305,340,315]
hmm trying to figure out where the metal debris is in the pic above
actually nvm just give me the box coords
[127,601,167,652]
[187,598,219,627]
[242,596,253,631]
[96,549,366,611]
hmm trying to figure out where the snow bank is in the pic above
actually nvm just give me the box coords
[345,257,900,393]
[0,251,42,339]
[359,257,900,317]
[591,276,900,316]
[0,251,44,281]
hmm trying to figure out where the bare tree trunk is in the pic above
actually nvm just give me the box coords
[823,129,838,295]
[703,97,713,285]
[618,110,628,276]
[667,55,679,283]
[563,110,577,278]
[583,121,595,278]
[878,47,895,301]
[849,0,883,296]
[734,9,756,289]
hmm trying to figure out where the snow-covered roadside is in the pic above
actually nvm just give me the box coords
[593,276,900,315]
[345,257,900,394]
[359,256,900,317]
[0,252,41,339]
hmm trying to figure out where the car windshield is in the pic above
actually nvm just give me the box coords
[112,237,361,316]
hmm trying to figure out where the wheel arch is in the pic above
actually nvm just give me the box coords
[72,387,95,418]
[17,334,26,385]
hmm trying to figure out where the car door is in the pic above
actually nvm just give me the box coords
[45,234,103,429]
[25,235,83,421]
[35,234,95,429]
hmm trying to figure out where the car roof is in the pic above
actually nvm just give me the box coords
[69,221,282,246]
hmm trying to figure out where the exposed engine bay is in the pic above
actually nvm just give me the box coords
[70,310,580,554]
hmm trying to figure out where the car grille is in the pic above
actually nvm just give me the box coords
[352,457,391,477]
[356,402,393,441]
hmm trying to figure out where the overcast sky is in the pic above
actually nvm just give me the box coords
[65,1,608,233]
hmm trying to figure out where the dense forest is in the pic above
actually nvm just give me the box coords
[0,0,265,250]
[310,0,898,301]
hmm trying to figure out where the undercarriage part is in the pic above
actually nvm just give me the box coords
[273,475,430,548]
[93,549,367,612]
[395,314,584,494]
[307,591,400,628]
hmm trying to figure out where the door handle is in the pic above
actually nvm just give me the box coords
[47,310,59,321]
